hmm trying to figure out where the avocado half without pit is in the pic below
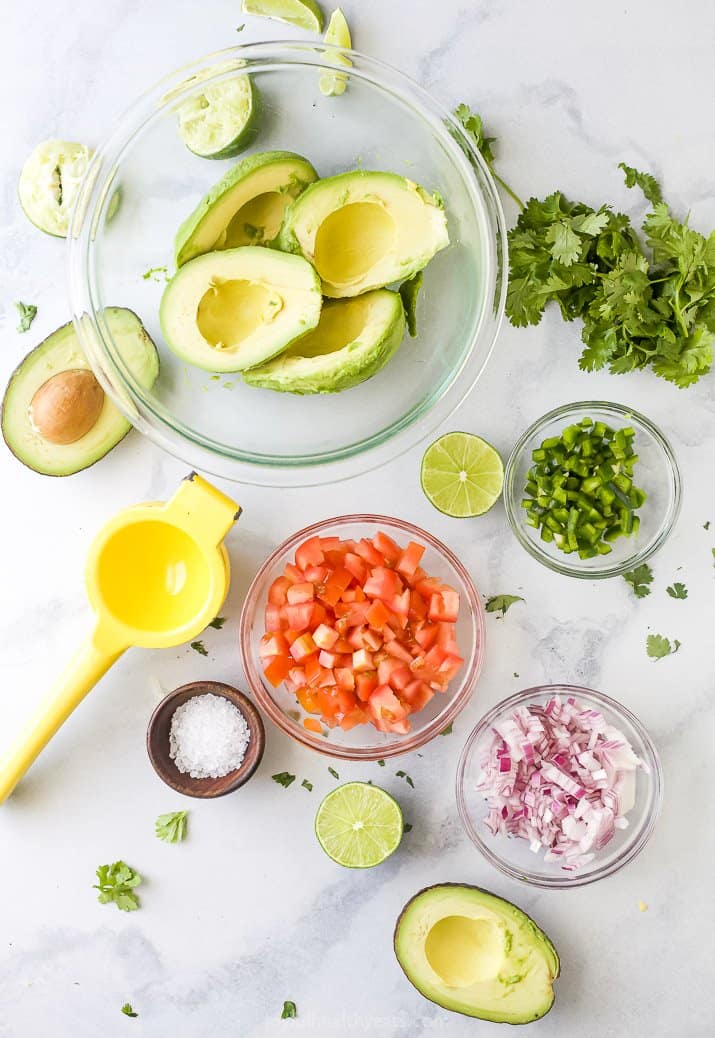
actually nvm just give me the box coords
[160,247,323,373]
[1,308,159,476]
[174,150,318,267]
[394,884,559,1025]
[279,170,449,298]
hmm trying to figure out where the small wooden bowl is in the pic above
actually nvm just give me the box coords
[147,681,265,798]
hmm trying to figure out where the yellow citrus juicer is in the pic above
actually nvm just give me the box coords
[0,473,240,803]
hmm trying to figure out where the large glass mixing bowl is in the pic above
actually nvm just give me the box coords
[68,43,507,486]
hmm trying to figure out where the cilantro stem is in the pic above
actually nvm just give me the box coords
[490,169,524,211]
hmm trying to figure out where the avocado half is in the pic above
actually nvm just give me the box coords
[243,288,406,394]
[279,170,449,298]
[1,308,159,476]
[160,246,323,373]
[394,883,560,1025]
[174,150,318,267]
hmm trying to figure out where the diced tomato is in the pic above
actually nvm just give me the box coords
[428,589,460,623]
[353,648,374,672]
[290,633,317,661]
[319,567,353,607]
[297,687,321,713]
[289,666,307,687]
[282,602,315,631]
[437,622,460,654]
[263,656,293,687]
[378,658,412,691]
[303,564,330,584]
[264,603,283,632]
[408,589,428,621]
[384,638,413,663]
[284,563,305,584]
[304,655,322,684]
[317,686,339,718]
[414,623,439,651]
[396,540,425,577]
[268,576,291,605]
[318,649,338,669]
[343,552,368,584]
[340,708,369,731]
[363,566,403,601]
[259,632,289,659]
[295,536,325,571]
[287,581,315,605]
[366,598,392,630]
[354,538,384,566]
[390,588,410,618]
[362,627,383,652]
[346,601,371,627]
[319,536,342,552]
[355,671,378,702]
[415,575,445,599]
[333,636,353,653]
[336,688,358,714]
[313,623,339,650]
[373,531,401,564]
[368,686,410,733]
[303,717,323,734]
[401,680,434,712]
[347,625,367,650]
[335,667,355,691]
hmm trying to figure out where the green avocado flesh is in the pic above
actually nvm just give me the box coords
[160,246,323,373]
[1,308,159,476]
[174,150,318,267]
[394,884,559,1025]
[243,288,406,393]
[279,170,449,298]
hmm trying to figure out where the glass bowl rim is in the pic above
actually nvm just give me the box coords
[456,683,664,888]
[67,41,508,487]
[239,512,486,760]
[503,399,682,579]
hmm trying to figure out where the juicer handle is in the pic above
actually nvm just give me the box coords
[0,626,125,804]
[165,472,241,546]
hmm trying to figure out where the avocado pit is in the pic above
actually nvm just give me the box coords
[30,368,104,445]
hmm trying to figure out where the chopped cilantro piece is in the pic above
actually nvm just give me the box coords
[15,301,37,333]
[646,633,681,660]
[485,594,524,617]
[281,1001,297,1019]
[208,616,226,629]
[155,811,188,843]
[666,582,687,600]
[190,640,208,656]
[94,861,142,912]
[121,1003,138,1018]
[328,767,339,780]
[272,772,296,788]
[396,770,414,788]
[301,779,313,792]
[623,564,654,599]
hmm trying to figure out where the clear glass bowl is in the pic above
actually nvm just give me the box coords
[503,401,681,579]
[456,685,663,888]
[240,514,485,760]
[67,43,507,486]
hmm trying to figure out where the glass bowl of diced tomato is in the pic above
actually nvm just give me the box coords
[240,515,486,760]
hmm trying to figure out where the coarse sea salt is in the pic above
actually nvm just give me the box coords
[169,693,250,779]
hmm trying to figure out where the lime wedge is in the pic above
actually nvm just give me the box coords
[242,0,324,32]
[177,75,258,159]
[319,8,352,96]
[421,431,504,517]
[315,782,403,868]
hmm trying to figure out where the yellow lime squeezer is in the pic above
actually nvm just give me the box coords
[0,473,240,803]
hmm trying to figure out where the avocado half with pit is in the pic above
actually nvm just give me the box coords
[160,246,323,373]
[279,170,449,298]
[243,289,406,394]
[394,883,560,1025]
[175,150,318,266]
[2,308,159,476]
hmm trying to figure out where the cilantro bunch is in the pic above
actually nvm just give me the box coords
[506,164,715,388]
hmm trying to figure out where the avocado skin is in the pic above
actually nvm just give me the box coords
[1,308,159,477]
[393,882,560,1026]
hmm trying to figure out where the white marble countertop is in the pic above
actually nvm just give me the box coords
[1,1,714,1035]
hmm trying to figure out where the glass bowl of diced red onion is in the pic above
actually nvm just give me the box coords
[456,685,663,887]
[240,514,485,761]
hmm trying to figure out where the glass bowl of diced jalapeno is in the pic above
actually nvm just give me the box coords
[503,401,681,578]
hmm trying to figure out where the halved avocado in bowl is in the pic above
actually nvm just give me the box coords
[2,308,159,476]
[279,170,449,298]
[175,150,318,266]
[160,246,323,373]
[243,288,406,394]
[394,883,559,1025]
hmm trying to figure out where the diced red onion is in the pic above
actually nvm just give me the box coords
[475,694,645,871]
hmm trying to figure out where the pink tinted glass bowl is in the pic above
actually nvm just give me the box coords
[456,685,663,888]
[240,514,485,760]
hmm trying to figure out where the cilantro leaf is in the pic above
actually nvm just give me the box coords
[453,104,524,209]
[622,564,653,599]
[396,770,414,788]
[485,594,524,617]
[121,1003,138,1018]
[190,640,208,656]
[704,521,710,530]
[281,1001,297,1019]
[208,616,226,629]
[666,582,688,600]
[403,823,413,833]
[619,163,663,206]
[399,270,423,337]
[377,759,385,766]
[646,634,681,660]
[94,862,142,911]
[440,723,453,736]
[301,779,313,792]
[272,772,295,788]
[15,301,37,333]
[155,810,188,843]
[328,767,339,780]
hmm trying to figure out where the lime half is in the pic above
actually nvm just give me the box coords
[421,431,504,517]
[242,0,324,32]
[315,782,403,868]
[177,75,258,159]
[319,8,352,97]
